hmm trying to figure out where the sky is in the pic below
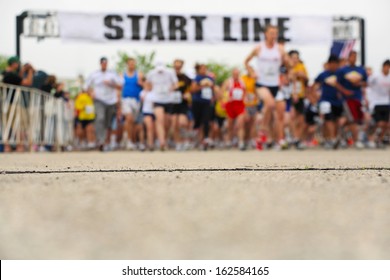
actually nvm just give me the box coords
[1,0,389,80]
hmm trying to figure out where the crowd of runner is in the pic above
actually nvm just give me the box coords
[2,25,390,152]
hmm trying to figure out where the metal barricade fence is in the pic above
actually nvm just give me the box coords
[0,82,74,151]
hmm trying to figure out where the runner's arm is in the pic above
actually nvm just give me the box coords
[84,74,94,96]
[21,68,34,87]
[113,74,123,90]
[297,65,309,83]
[291,75,299,103]
[309,82,321,103]
[190,80,200,93]
[171,72,179,91]
[311,82,320,96]
[116,89,122,120]
[219,80,229,100]
[279,45,291,68]
[334,82,353,97]
[244,46,260,70]
[137,71,145,87]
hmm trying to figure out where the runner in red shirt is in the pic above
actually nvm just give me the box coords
[222,68,247,150]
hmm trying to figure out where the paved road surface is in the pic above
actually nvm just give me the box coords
[0,150,389,259]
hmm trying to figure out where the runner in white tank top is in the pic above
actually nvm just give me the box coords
[256,41,282,88]
[244,25,289,149]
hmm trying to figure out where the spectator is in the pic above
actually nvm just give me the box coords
[40,75,57,94]
[54,82,70,101]
[1,57,34,153]
[2,56,33,86]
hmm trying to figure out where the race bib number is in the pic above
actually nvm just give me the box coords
[283,87,292,99]
[201,87,213,100]
[294,81,302,93]
[325,75,337,87]
[319,101,331,114]
[85,105,95,114]
[172,91,182,104]
[345,71,363,83]
[265,66,277,77]
[232,88,244,100]
[245,93,256,104]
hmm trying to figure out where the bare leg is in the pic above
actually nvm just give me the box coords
[154,107,166,148]
[172,114,180,144]
[86,123,96,144]
[275,101,286,142]
[378,121,388,142]
[178,114,188,142]
[294,113,305,141]
[257,87,275,140]
[227,118,234,143]
[236,113,245,143]
[349,123,359,142]
[124,113,134,142]
[324,121,336,140]
[144,116,155,149]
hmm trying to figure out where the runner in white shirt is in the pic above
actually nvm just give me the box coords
[140,81,156,151]
[366,59,390,148]
[84,57,123,151]
[146,61,178,150]
[244,25,290,147]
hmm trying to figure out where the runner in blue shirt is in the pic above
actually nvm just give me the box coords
[313,55,342,148]
[191,63,215,150]
[121,58,144,150]
[335,51,368,148]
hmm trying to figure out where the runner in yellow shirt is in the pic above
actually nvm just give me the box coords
[241,66,258,148]
[75,92,96,149]
[289,50,309,149]
[211,85,229,147]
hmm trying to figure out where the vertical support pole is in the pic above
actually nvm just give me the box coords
[360,18,366,66]
[16,12,28,58]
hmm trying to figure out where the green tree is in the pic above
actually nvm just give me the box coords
[206,61,236,86]
[0,55,8,72]
[116,50,156,74]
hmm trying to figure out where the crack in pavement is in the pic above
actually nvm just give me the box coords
[1,167,390,175]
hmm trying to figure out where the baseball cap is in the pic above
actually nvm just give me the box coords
[7,56,20,66]
[155,61,165,72]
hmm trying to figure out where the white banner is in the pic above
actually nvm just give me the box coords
[58,12,332,45]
